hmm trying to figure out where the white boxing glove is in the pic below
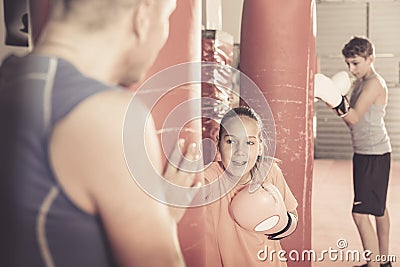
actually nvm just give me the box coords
[314,73,342,107]
[314,73,350,117]
[331,71,352,96]
[230,183,297,240]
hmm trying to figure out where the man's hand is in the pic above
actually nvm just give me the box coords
[163,139,202,222]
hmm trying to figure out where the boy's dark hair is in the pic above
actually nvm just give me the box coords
[342,36,375,59]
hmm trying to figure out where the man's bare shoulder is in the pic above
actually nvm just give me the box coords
[50,86,185,267]
[66,88,153,135]
[49,88,155,212]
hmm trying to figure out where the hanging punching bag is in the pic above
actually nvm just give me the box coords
[240,1,316,266]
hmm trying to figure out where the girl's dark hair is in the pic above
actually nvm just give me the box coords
[217,106,269,180]
[218,106,263,140]
[342,36,375,59]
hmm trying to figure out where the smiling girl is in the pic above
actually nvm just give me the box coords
[204,106,298,267]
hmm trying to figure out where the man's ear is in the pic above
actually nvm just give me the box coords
[131,0,153,41]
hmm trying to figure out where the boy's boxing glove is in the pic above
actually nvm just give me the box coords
[315,73,350,117]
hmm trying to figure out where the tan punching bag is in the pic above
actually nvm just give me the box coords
[240,1,316,266]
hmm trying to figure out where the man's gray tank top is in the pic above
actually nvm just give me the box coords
[348,73,391,155]
[0,55,118,267]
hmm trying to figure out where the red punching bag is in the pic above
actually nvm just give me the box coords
[240,1,316,266]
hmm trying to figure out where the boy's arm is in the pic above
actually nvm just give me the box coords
[343,78,384,126]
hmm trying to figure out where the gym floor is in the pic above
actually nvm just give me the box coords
[312,159,400,267]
